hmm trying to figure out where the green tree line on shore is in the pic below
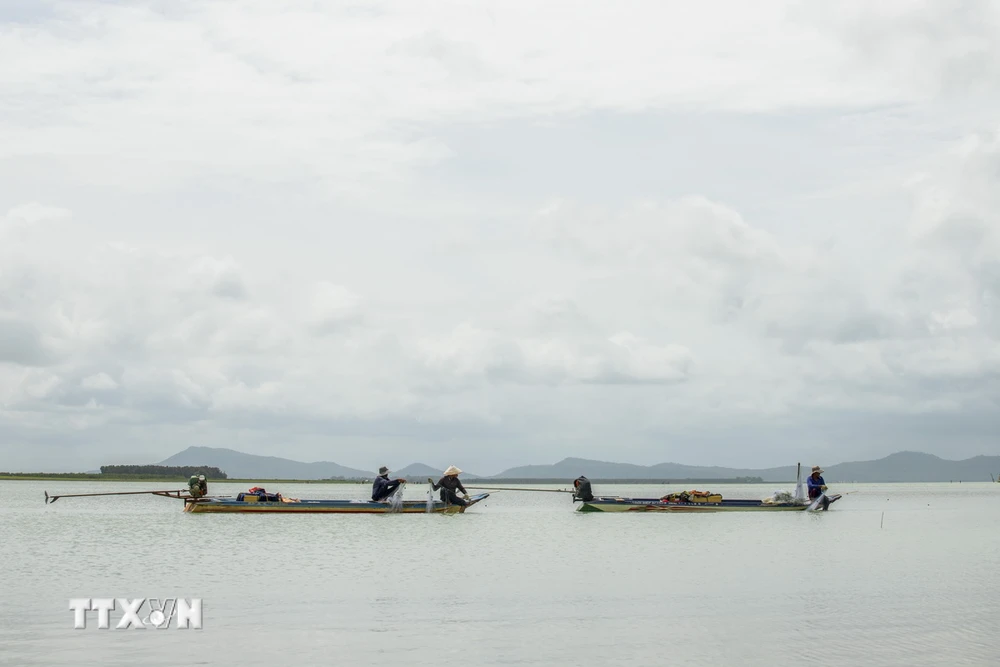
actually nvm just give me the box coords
[100,465,228,478]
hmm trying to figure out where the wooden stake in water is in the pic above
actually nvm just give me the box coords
[881,512,884,529]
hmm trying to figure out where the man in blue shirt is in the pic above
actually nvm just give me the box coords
[372,466,406,502]
[807,465,828,500]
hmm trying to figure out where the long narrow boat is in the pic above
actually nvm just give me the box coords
[572,462,842,513]
[45,488,490,514]
[184,493,490,514]
[576,494,842,513]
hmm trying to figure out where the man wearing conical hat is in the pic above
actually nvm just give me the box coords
[806,465,828,500]
[428,465,470,506]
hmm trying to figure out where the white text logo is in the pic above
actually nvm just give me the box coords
[68,598,202,629]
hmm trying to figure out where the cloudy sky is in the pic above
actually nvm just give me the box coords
[1,0,998,474]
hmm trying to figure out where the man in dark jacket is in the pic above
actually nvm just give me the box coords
[372,466,406,502]
[572,475,594,501]
[428,465,469,506]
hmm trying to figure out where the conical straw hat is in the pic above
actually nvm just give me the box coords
[443,465,462,476]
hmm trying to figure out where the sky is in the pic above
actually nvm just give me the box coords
[1,0,999,474]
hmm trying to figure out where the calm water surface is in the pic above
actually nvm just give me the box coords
[2,480,998,666]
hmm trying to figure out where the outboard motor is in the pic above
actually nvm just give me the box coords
[188,475,206,499]
[572,476,594,501]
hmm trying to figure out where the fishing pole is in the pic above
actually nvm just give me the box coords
[45,489,189,503]
[45,489,237,504]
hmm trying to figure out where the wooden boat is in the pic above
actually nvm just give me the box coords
[44,488,490,514]
[183,492,490,514]
[576,494,842,513]
[574,462,842,513]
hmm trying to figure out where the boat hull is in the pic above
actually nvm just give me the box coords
[577,494,842,513]
[183,493,490,514]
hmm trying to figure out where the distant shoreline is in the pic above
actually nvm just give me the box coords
[471,477,769,484]
[0,474,365,484]
[2,473,988,484]
[1,473,764,484]
[2,474,767,484]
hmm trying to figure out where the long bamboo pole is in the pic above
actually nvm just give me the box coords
[45,489,188,503]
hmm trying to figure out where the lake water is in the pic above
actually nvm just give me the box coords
[2,480,998,666]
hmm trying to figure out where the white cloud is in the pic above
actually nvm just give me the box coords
[1,1,999,471]
[308,282,363,333]
[2,1,998,194]
[0,315,51,366]
[605,332,692,383]
[80,372,118,390]
[929,308,978,333]
[2,202,71,227]
[418,324,691,386]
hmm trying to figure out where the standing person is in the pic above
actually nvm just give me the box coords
[428,466,470,506]
[372,466,406,502]
[807,465,828,500]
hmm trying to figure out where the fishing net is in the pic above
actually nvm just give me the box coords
[426,486,435,513]
[793,478,806,503]
[792,465,808,503]
[762,488,808,505]
[806,492,827,512]
[385,484,406,513]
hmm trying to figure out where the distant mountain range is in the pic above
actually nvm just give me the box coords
[393,462,483,479]
[497,457,777,481]
[158,447,372,480]
[153,447,1000,483]
[157,447,481,480]
[495,452,1000,483]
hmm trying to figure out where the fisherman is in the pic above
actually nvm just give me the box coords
[572,475,594,502]
[371,466,406,502]
[188,474,208,499]
[428,466,470,506]
[807,465,828,500]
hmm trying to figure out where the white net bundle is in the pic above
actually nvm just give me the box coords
[386,484,405,513]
